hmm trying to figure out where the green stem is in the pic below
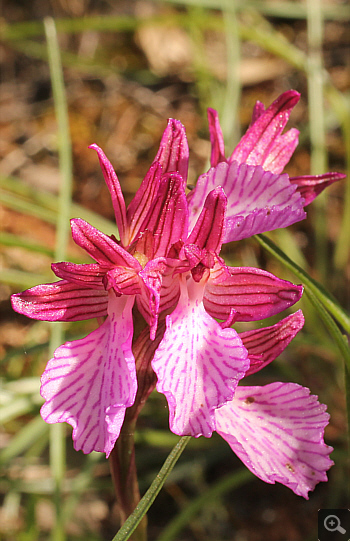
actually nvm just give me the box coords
[112,437,191,541]
[254,233,350,334]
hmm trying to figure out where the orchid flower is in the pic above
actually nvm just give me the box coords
[12,92,340,498]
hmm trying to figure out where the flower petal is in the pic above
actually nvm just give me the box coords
[215,382,333,498]
[229,90,300,169]
[40,294,137,456]
[207,108,226,167]
[138,172,188,258]
[260,128,299,174]
[188,161,306,241]
[290,172,346,206]
[71,218,141,269]
[89,144,128,245]
[240,310,305,376]
[152,277,249,438]
[126,162,162,245]
[52,262,105,289]
[11,280,108,321]
[153,118,189,184]
[187,187,226,254]
[204,265,303,322]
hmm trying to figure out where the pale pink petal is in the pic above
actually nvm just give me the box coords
[152,277,249,437]
[89,144,128,245]
[52,262,105,289]
[204,265,303,322]
[138,172,188,258]
[187,187,226,254]
[40,294,137,456]
[71,218,141,270]
[11,281,108,321]
[207,108,226,167]
[188,161,306,241]
[153,118,189,184]
[290,172,346,206]
[126,162,162,246]
[240,310,304,376]
[230,90,300,167]
[215,382,333,498]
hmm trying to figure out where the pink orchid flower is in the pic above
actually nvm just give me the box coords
[12,92,339,497]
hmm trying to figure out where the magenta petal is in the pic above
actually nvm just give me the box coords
[105,267,141,296]
[187,187,226,254]
[71,218,141,270]
[126,162,162,245]
[207,108,226,167]
[230,90,300,167]
[153,118,189,184]
[40,294,137,456]
[52,262,105,289]
[290,172,346,206]
[241,310,305,376]
[204,265,303,322]
[215,382,333,498]
[261,128,299,174]
[188,162,306,241]
[138,172,189,258]
[152,278,249,438]
[89,144,128,245]
[250,101,265,124]
[11,280,108,321]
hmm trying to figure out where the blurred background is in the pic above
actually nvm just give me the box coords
[0,0,349,540]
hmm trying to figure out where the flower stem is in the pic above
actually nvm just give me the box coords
[109,419,147,541]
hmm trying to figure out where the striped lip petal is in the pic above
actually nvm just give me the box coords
[152,277,249,438]
[11,280,108,322]
[138,172,189,258]
[40,294,137,456]
[89,144,128,245]
[71,218,141,270]
[187,187,227,255]
[240,310,305,376]
[126,162,162,246]
[204,265,303,322]
[215,382,333,498]
[229,90,300,168]
[52,262,105,289]
[153,118,189,185]
[290,172,346,206]
[188,161,306,241]
[207,108,226,167]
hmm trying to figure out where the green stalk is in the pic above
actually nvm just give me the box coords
[44,17,73,541]
[254,234,350,334]
[112,437,191,541]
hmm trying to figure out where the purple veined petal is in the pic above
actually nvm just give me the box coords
[215,382,333,498]
[240,310,305,376]
[229,90,300,167]
[187,187,226,254]
[138,172,189,258]
[40,293,137,456]
[261,128,299,174]
[104,266,142,296]
[207,108,226,167]
[152,276,249,438]
[71,218,141,270]
[290,172,346,206]
[89,144,128,245]
[250,100,265,124]
[11,280,108,321]
[126,162,162,246]
[153,118,189,185]
[204,264,303,322]
[187,161,306,240]
[52,262,105,289]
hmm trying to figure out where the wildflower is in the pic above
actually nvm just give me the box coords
[12,92,340,496]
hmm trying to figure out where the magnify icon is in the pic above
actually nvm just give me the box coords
[324,515,347,534]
